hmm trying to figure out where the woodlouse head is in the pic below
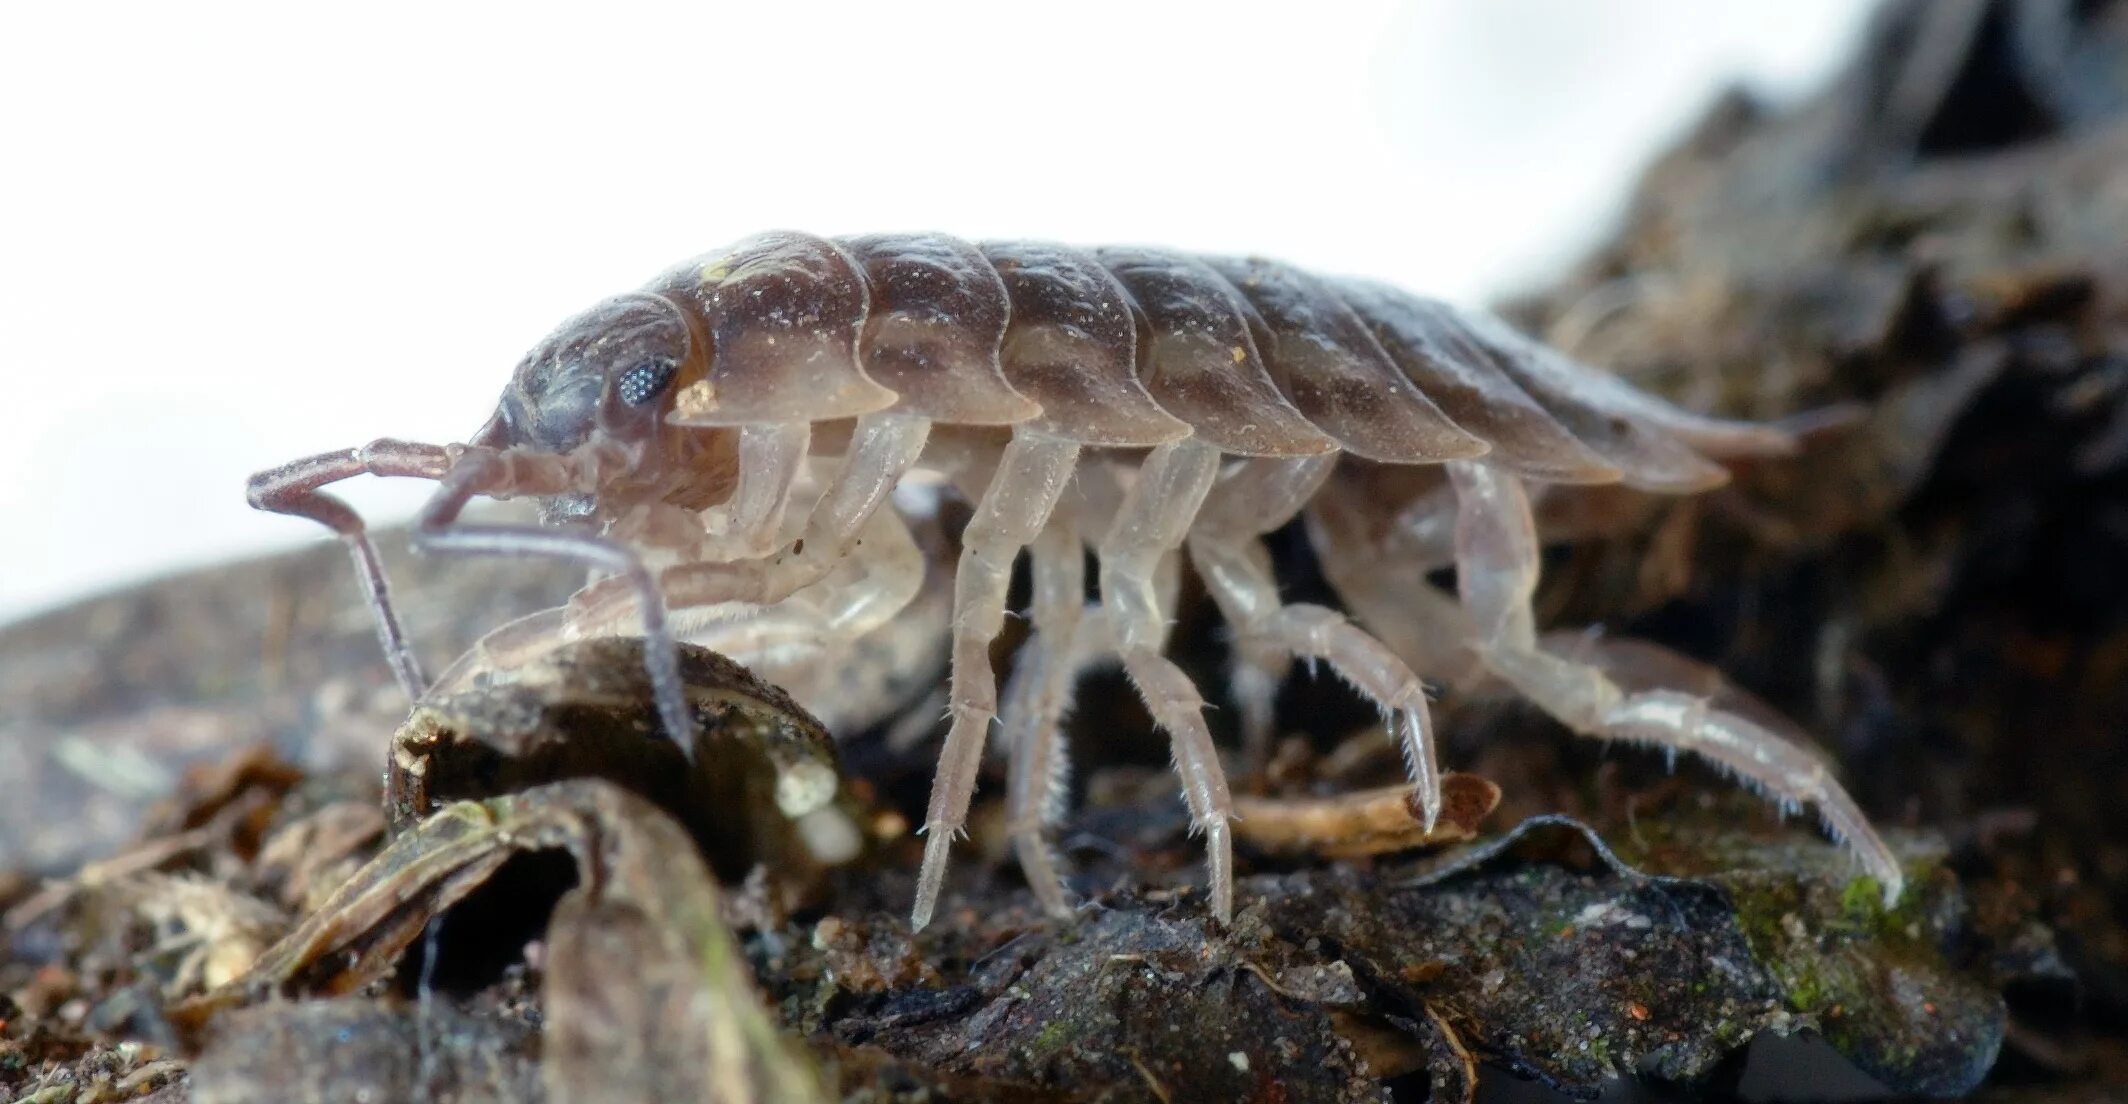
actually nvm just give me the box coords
[477,292,739,524]
[489,293,699,458]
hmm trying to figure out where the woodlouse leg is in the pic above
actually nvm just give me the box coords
[1444,460,1906,904]
[1305,475,1486,693]
[748,412,931,594]
[667,502,927,662]
[1095,439,1236,921]
[427,509,925,712]
[566,413,931,631]
[1172,456,1294,766]
[1230,634,1291,769]
[912,430,1081,930]
[707,422,812,558]
[403,445,698,758]
[1190,455,1448,830]
[1385,481,1460,570]
[995,542,1193,918]
[1001,506,1088,920]
[245,440,458,698]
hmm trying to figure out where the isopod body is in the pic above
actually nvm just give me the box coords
[248,230,1904,928]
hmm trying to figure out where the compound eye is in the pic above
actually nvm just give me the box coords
[616,358,679,407]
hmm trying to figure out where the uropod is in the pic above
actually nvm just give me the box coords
[248,231,1905,928]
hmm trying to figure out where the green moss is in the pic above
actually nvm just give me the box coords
[1711,856,1982,1079]
[1785,970,1826,1012]
[1840,875,1886,921]
[1027,1017,1073,1060]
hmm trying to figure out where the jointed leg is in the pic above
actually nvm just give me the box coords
[1228,631,1291,767]
[567,413,931,630]
[1306,474,1485,692]
[666,503,927,664]
[1095,439,1237,921]
[1190,455,1448,829]
[911,429,1081,929]
[705,421,813,558]
[991,548,1178,770]
[1444,460,1904,903]
[431,505,930,725]
[1000,506,1088,919]
[708,412,931,601]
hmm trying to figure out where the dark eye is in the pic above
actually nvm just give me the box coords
[616,358,678,407]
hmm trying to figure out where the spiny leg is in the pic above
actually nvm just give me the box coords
[246,439,460,698]
[993,537,1191,919]
[1173,457,1293,764]
[1305,473,1486,692]
[1443,460,1904,903]
[911,429,1081,930]
[427,499,747,698]
[1189,454,1447,829]
[1540,631,1822,749]
[684,411,931,604]
[997,549,1189,919]
[1095,438,1236,921]
[1000,505,1088,920]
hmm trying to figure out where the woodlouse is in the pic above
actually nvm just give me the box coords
[247,230,1904,928]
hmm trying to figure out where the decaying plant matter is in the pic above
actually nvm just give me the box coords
[386,638,871,912]
[178,778,825,1104]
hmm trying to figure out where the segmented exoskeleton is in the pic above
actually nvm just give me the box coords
[248,230,1904,929]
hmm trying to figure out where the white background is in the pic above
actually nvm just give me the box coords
[0,0,1875,622]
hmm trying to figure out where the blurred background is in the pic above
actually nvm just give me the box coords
[0,0,1876,622]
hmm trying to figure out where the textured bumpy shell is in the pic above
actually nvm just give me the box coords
[638,230,1782,484]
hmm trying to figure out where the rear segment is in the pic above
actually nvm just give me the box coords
[1432,303,1764,492]
[1335,280,1619,484]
